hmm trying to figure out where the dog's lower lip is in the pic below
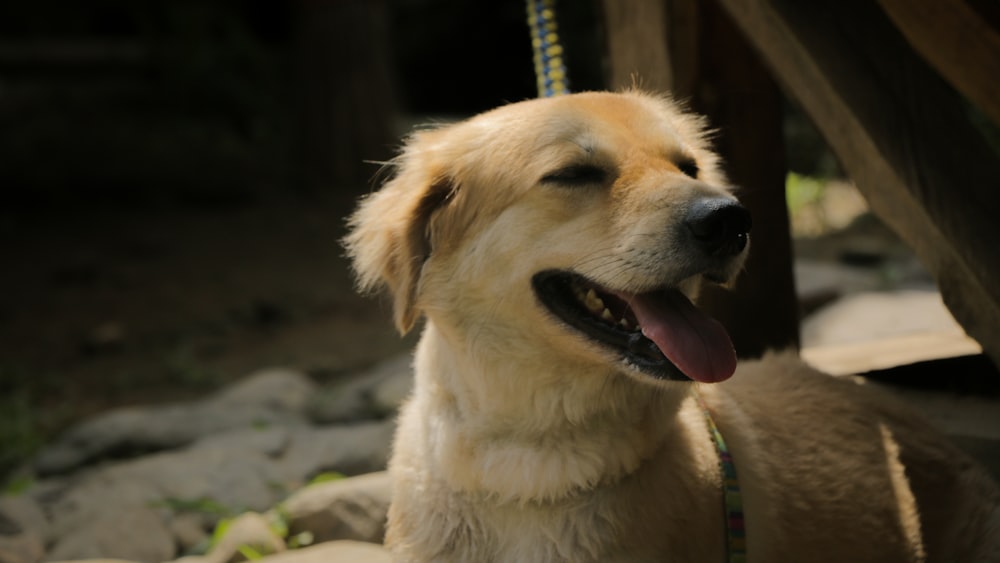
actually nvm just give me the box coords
[531,270,691,381]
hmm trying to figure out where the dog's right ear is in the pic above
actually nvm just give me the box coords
[343,139,454,334]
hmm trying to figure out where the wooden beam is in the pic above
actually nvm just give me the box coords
[715,0,1000,367]
[802,330,982,377]
[878,0,1000,126]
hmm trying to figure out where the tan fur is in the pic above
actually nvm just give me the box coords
[345,91,1000,562]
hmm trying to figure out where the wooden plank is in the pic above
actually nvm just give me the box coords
[878,0,1000,126]
[802,330,982,377]
[715,0,1000,368]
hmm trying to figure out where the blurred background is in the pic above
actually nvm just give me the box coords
[0,0,930,482]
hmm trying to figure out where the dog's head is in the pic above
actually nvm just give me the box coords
[345,91,750,384]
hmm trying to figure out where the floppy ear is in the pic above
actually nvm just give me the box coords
[343,140,454,334]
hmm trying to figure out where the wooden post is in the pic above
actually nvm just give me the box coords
[292,0,396,195]
[714,0,1000,367]
[602,0,800,357]
[689,0,800,357]
[601,0,673,92]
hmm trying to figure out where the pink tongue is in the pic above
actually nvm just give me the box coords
[628,290,736,383]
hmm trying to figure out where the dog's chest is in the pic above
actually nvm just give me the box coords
[440,473,725,563]
[476,497,621,562]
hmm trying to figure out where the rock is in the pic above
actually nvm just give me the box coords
[45,560,137,563]
[794,259,885,303]
[255,541,391,563]
[18,365,400,563]
[168,513,211,554]
[278,421,395,481]
[189,426,292,458]
[280,471,391,544]
[45,433,289,539]
[46,506,175,563]
[35,369,316,475]
[42,419,394,543]
[308,355,411,423]
[370,369,412,416]
[199,512,285,563]
[0,495,49,542]
[46,477,163,541]
[802,289,962,347]
[0,533,44,563]
[213,369,316,412]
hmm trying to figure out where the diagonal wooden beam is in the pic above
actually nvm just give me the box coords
[878,0,1000,126]
[715,0,1000,367]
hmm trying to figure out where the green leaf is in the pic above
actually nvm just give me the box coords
[785,172,826,213]
[288,531,314,549]
[307,471,346,485]
[237,545,264,561]
[2,475,34,495]
[209,518,232,549]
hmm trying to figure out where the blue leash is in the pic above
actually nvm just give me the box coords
[694,389,747,562]
[526,0,570,97]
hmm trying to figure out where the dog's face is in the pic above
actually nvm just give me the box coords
[346,91,749,385]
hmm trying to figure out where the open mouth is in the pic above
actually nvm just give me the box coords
[532,270,737,383]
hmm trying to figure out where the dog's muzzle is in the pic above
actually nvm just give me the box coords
[532,197,751,384]
[685,197,751,258]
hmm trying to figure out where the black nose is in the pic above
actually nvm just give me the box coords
[685,198,752,256]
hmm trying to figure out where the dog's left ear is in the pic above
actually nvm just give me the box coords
[344,142,453,334]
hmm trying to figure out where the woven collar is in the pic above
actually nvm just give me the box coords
[694,389,746,562]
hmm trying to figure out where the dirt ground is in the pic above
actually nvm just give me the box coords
[0,192,414,445]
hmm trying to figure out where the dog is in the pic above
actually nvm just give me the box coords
[345,91,1000,562]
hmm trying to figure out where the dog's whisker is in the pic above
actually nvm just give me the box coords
[570,246,628,268]
[571,255,626,273]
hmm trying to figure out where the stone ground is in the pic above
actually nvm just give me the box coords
[1,181,998,562]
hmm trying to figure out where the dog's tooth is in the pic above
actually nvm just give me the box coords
[585,289,605,312]
[601,308,615,322]
[619,318,631,330]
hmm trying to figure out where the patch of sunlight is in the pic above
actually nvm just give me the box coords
[786,173,868,238]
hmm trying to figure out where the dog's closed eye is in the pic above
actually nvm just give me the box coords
[677,158,699,179]
[542,164,608,186]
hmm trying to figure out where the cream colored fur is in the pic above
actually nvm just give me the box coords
[345,91,1000,562]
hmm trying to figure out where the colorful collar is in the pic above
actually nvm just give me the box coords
[694,389,746,562]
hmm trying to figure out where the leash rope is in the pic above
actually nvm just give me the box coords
[694,388,747,563]
[526,0,569,97]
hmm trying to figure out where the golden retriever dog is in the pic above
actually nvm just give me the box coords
[345,91,1000,562]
